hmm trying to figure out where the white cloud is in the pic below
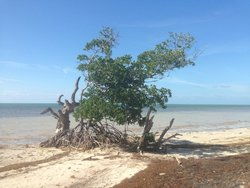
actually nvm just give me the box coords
[168,77,208,88]
[62,67,72,74]
[0,61,29,69]
[214,84,250,92]
[0,77,22,84]
[0,89,59,103]
[201,39,250,57]
[0,60,75,74]
[167,77,250,93]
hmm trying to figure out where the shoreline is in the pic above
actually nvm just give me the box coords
[1,114,250,147]
[0,127,250,187]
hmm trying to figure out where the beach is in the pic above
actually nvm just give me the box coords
[0,128,250,187]
[2,0,250,186]
[0,104,250,187]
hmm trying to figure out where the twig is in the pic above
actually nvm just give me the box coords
[164,133,182,142]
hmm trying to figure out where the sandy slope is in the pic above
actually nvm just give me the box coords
[0,127,250,188]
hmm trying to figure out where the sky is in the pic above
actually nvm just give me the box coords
[0,0,250,104]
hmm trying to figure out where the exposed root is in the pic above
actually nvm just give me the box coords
[40,77,179,152]
[40,122,131,150]
[40,118,180,152]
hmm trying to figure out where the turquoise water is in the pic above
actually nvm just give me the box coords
[0,103,250,146]
[0,103,60,118]
[162,104,250,112]
[1,103,250,118]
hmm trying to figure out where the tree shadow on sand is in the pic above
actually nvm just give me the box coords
[143,139,250,158]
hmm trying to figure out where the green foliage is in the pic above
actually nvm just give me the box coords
[74,27,196,125]
[144,132,156,143]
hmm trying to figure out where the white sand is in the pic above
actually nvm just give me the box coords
[175,127,250,145]
[0,147,147,188]
[156,127,250,159]
[0,127,250,188]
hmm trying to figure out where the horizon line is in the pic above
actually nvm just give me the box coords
[1,103,250,106]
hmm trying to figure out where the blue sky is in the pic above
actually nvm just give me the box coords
[0,0,250,104]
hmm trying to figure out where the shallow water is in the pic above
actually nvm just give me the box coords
[0,104,250,146]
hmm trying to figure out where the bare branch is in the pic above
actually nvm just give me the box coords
[57,95,64,105]
[137,110,154,152]
[144,115,154,134]
[41,107,59,119]
[65,99,70,106]
[145,107,152,123]
[58,109,63,117]
[80,83,89,101]
[164,133,182,142]
[141,107,153,133]
[40,76,85,142]
[157,118,175,146]
[71,77,81,104]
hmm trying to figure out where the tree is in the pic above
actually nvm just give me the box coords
[74,27,196,126]
[40,27,197,151]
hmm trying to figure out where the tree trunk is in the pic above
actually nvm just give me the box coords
[41,77,81,134]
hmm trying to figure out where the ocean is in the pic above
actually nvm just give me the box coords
[0,103,250,146]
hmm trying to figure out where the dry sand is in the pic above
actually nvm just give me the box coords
[0,147,147,188]
[160,127,250,158]
[0,127,250,188]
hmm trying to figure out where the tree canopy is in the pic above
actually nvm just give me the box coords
[74,27,196,125]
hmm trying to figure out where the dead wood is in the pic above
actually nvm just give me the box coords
[137,110,180,152]
[40,77,128,149]
[40,77,179,151]
[40,77,81,134]
[137,108,154,152]
[40,121,127,149]
[157,118,175,147]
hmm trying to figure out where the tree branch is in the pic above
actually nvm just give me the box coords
[80,83,89,101]
[144,115,154,134]
[164,133,181,142]
[157,118,175,146]
[145,108,152,123]
[71,77,81,104]
[57,95,64,106]
[41,107,59,119]
[137,108,154,152]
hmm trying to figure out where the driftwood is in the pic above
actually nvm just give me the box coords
[137,108,154,151]
[137,109,180,152]
[40,77,127,149]
[41,77,81,134]
[157,118,175,146]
